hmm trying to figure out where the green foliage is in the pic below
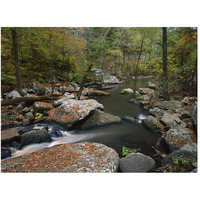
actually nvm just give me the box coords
[135,92,143,100]
[35,113,44,120]
[1,71,16,86]
[168,155,196,172]
[122,146,136,157]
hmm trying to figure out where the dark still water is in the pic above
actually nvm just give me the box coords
[11,79,162,159]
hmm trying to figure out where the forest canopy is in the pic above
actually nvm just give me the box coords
[1,27,197,96]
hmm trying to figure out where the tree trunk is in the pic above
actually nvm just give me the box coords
[11,27,23,95]
[76,64,93,100]
[134,38,144,90]
[162,27,169,100]
[1,96,58,106]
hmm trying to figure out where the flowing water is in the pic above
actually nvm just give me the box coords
[8,79,162,159]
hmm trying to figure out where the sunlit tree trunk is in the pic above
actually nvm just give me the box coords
[11,27,23,95]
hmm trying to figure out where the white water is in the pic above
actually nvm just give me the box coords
[11,130,99,158]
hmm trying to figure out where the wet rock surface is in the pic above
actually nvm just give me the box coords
[1,142,119,173]
[20,128,51,147]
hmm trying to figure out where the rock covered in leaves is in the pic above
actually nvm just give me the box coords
[48,99,104,126]
[33,101,53,113]
[163,128,195,152]
[1,142,119,173]
[138,88,155,95]
[1,128,20,143]
[119,153,155,172]
[80,109,121,129]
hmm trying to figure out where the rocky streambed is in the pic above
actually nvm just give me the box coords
[1,77,197,172]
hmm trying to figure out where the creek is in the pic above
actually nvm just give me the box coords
[7,79,162,159]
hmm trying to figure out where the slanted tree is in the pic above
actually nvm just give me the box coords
[11,27,23,95]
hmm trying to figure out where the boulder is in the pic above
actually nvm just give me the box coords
[164,128,195,152]
[20,128,51,147]
[53,95,75,107]
[48,99,104,126]
[1,142,119,173]
[1,147,12,159]
[25,112,35,121]
[1,128,20,143]
[22,119,30,126]
[149,108,166,118]
[33,102,52,113]
[80,110,121,129]
[143,115,158,131]
[16,101,26,110]
[160,112,186,129]
[1,113,18,125]
[7,91,21,99]
[21,107,30,115]
[120,88,134,94]
[119,153,155,172]
[190,102,197,126]
[138,88,155,95]
[147,82,157,89]
[103,75,119,84]
[156,100,182,113]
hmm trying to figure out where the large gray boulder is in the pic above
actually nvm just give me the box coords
[48,99,104,126]
[160,112,186,129]
[20,128,51,147]
[33,101,52,113]
[103,74,119,84]
[143,115,158,131]
[120,153,155,172]
[53,95,75,107]
[1,142,119,173]
[7,91,21,99]
[1,128,20,143]
[149,108,166,118]
[80,109,121,129]
[156,100,182,113]
[164,128,195,151]
[190,101,197,126]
